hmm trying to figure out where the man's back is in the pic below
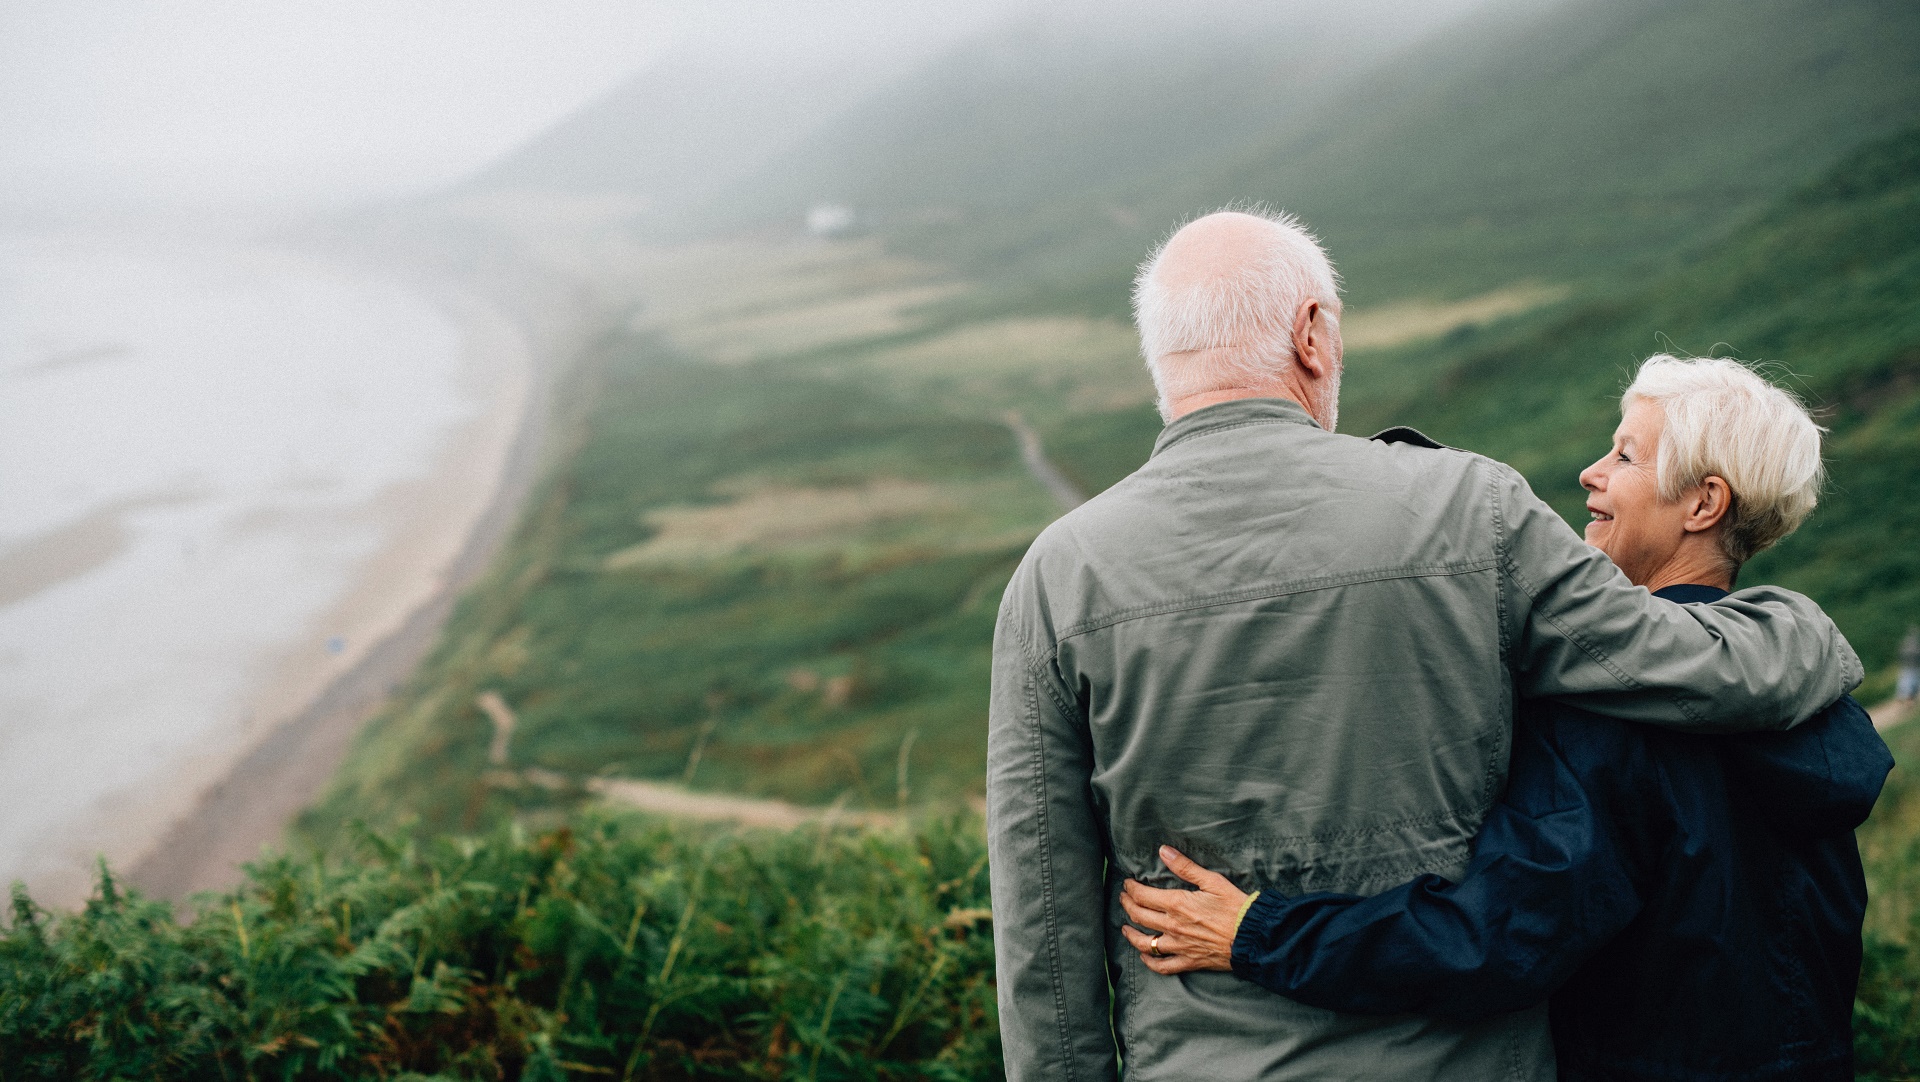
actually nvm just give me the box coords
[1014,398,1546,1078]
[987,398,1860,1081]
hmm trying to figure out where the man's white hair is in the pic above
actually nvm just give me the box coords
[1623,354,1825,567]
[1132,207,1342,421]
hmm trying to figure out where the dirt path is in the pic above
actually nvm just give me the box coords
[589,777,896,830]
[1003,410,1086,511]
[1872,698,1914,732]
[476,691,899,831]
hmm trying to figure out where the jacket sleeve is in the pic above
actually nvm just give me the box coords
[987,561,1117,1082]
[1723,695,1894,837]
[1229,713,1645,1022]
[1491,463,1862,731]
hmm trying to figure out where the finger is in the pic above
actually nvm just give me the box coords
[1119,924,1156,951]
[1144,953,1201,976]
[1126,880,1193,913]
[1160,846,1232,893]
[1142,929,1188,958]
[1119,891,1167,928]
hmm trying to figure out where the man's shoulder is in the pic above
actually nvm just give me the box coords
[1368,425,1449,450]
[1364,425,1513,480]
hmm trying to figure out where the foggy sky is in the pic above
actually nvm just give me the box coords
[0,1,1018,217]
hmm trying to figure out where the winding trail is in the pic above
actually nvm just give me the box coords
[475,691,899,830]
[1872,698,1914,732]
[1003,410,1087,511]
[503,413,1081,832]
[589,778,896,831]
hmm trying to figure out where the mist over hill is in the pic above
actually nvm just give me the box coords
[778,0,1920,304]
[455,0,1488,240]
[459,0,1920,309]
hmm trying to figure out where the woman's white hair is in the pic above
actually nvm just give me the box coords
[1623,354,1825,567]
[1132,207,1341,421]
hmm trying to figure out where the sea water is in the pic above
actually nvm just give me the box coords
[0,231,478,899]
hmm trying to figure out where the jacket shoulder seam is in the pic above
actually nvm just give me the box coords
[1058,559,1498,642]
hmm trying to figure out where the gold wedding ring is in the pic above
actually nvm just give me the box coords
[1150,934,1164,958]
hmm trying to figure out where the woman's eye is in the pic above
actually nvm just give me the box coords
[1616,452,1631,463]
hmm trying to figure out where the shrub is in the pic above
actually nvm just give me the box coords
[0,814,1000,1081]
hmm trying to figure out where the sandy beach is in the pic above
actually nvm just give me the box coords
[122,283,552,904]
[0,231,575,908]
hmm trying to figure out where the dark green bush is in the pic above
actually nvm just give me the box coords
[0,814,999,1081]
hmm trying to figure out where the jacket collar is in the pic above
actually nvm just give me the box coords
[1653,583,1731,604]
[1151,397,1322,459]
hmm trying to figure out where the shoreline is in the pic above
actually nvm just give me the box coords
[122,273,567,905]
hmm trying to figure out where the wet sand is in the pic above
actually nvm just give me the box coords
[122,285,556,904]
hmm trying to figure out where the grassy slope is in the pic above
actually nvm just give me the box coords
[1217,0,1920,301]
[1040,126,1920,678]
[311,133,1920,853]
[1363,127,1920,677]
[305,330,1062,836]
[729,0,1920,310]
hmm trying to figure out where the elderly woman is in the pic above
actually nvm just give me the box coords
[1121,356,1893,1082]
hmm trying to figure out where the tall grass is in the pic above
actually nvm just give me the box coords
[1856,711,1920,1080]
[1,814,999,1081]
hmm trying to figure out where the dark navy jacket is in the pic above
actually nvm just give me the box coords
[1231,584,1894,1082]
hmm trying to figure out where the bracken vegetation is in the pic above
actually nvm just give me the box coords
[0,815,999,1081]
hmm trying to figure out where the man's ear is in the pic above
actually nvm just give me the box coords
[1291,297,1333,380]
[1682,475,1734,533]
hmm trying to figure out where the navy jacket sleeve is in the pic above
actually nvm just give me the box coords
[1230,710,1651,1022]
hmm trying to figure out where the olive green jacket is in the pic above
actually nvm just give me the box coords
[987,398,1862,1082]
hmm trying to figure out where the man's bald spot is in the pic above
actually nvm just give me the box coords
[1152,211,1300,304]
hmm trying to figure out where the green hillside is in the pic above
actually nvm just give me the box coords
[713,0,1478,229]
[1046,123,1920,676]
[727,0,1920,309]
[1354,124,1920,679]
[299,122,1920,854]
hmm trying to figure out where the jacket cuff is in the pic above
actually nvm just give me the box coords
[1233,890,1262,931]
[1230,889,1291,979]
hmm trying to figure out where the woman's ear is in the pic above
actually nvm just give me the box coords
[1683,475,1733,533]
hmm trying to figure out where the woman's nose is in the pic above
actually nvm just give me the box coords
[1579,458,1605,492]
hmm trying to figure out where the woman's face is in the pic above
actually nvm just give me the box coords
[1579,399,1696,586]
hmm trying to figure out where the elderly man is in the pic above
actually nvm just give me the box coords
[985,210,1862,1081]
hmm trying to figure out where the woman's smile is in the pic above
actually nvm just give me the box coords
[1576,400,1678,585]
